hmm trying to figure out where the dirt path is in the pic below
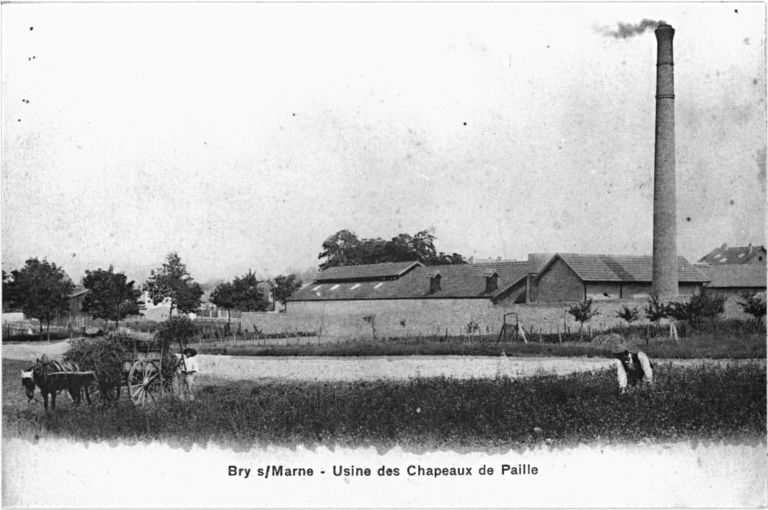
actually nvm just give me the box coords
[4,341,763,382]
[197,354,764,382]
[2,340,71,361]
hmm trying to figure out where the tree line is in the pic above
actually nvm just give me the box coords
[2,253,303,340]
[2,228,465,339]
[318,229,466,270]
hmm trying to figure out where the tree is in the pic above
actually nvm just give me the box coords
[144,253,203,318]
[2,270,18,312]
[81,266,142,329]
[317,229,467,269]
[210,271,269,332]
[662,290,726,335]
[739,292,767,327]
[210,281,236,330]
[616,304,640,326]
[644,295,669,324]
[318,230,362,270]
[362,314,376,341]
[693,290,725,326]
[668,290,725,329]
[7,258,74,340]
[567,298,599,341]
[270,274,303,309]
[232,270,270,312]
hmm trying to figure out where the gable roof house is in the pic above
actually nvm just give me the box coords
[532,254,709,303]
[698,244,766,265]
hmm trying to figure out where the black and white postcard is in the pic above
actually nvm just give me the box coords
[2,2,766,507]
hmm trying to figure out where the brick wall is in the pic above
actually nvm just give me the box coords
[536,258,584,303]
[679,283,703,295]
[586,283,621,300]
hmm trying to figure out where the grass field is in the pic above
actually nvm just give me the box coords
[3,358,764,449]
[193,331,766,359]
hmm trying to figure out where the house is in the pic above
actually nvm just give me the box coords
[531,253,709,303]
[698,243,766,265]
[698,264,766,297]
[60,288,91,327]
[287,260,532,310]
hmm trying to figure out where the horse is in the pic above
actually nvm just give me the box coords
[21,358,96,411]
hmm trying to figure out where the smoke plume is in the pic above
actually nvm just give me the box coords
[598,19,660,39]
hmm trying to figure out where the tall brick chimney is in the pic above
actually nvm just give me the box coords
[651,22,678,297]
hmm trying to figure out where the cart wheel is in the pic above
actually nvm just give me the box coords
[89,376,120,405]
[84,375,100,405]
[127,361,160,406]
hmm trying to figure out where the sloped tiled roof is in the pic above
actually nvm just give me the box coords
[315,261,423,282]
[698,245,766,265]
[699,264,767,289]
[541,254,708,283]
[289,261,530,301]
[69,288,89,298]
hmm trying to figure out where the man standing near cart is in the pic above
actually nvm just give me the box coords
[176,347,199,401]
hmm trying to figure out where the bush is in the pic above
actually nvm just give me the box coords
[155,316,198,351]
[63,333,129,399]
[645,295,669,323]
[668,291,725,329]
[739,292,767,326]
[615,304,640,324]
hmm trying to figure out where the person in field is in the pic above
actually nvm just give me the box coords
[614,348,653,393]
[175,347,199,400]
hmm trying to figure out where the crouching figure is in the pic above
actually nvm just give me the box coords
[614,349,653,393]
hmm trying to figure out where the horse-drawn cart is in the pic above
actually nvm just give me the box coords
[90,336,174,406]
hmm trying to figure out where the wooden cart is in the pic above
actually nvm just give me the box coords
[84,337,172,406]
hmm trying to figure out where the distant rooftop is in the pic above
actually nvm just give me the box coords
[315,261,423,282]
[699,244,766,265]
[290,260,530,301]
[541,254,708,283]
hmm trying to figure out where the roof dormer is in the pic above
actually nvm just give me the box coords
[428,272,442,294]
[484,270,499,293]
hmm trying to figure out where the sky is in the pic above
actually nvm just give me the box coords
[1,2,765,284]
